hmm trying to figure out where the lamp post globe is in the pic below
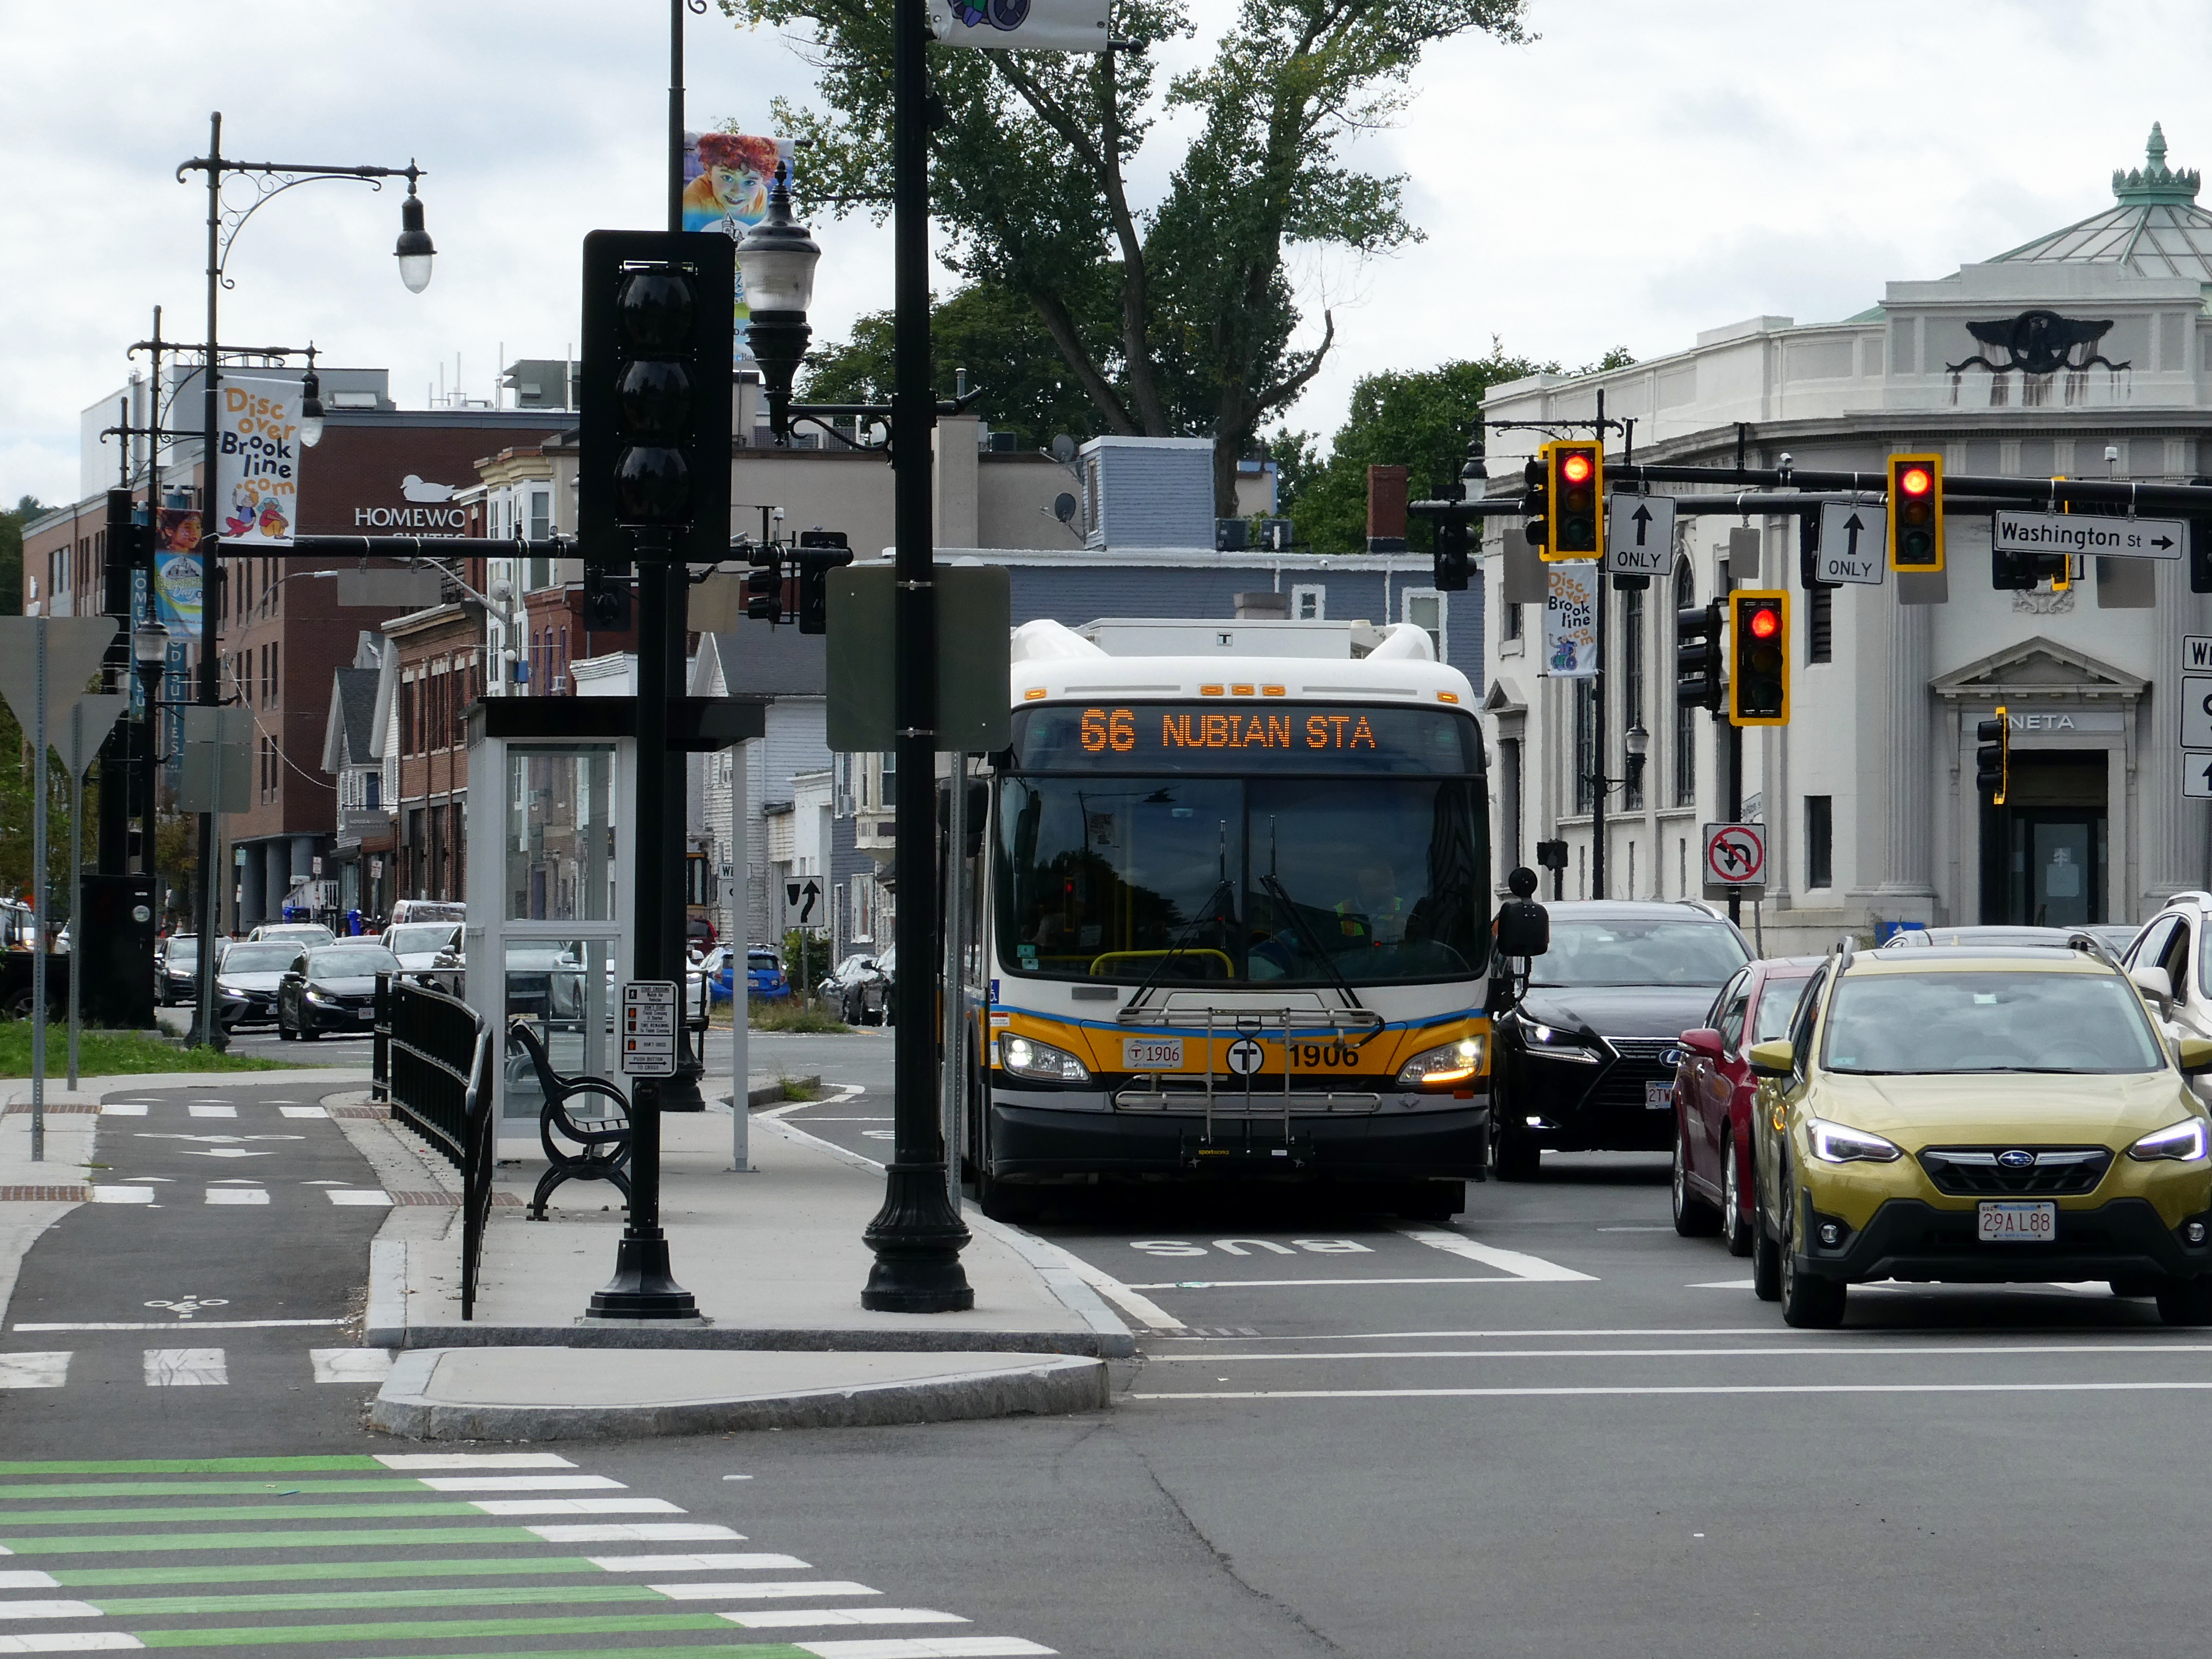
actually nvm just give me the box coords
[395,183,436,294]
[298,364,325,448]
[734,165,821,442]
[133,617,171,672]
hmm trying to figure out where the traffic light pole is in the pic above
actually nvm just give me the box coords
[862,0,973,1314]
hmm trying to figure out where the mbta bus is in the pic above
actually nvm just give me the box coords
[968,615,1502,1221]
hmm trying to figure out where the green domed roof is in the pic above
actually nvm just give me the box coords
[1990,124,2212,280]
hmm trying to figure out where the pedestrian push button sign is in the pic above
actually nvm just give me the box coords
[621,980,678,1077]
[1702,822,1766,896]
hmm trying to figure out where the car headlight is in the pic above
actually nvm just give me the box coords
[1520,1020,1599,1063]
[306,989,339,1006]
[2129,1118,2210,1163]
[1806,1117,1903,1164]
[1397,1037,1485,1087]
[999,1034,1091,1083]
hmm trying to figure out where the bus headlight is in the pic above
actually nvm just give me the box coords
[1000,1034,1092,1083]
[1397,1037,1484,1088]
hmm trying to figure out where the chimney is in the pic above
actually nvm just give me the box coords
[1366,464,1408,553]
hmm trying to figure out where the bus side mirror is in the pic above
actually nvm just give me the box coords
[1496,898,1549,959]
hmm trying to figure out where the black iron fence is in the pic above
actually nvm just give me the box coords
[385,978,495,1319]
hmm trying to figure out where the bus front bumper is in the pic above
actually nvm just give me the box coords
[986,1090,1489,1182]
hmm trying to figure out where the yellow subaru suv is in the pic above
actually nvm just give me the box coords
[1748,938,2212,1328]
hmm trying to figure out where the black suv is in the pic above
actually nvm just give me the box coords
[1491,900,1752,1179]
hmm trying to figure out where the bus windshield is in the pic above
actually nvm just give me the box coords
[996,774,1487,987]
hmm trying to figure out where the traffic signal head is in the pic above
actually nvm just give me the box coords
[1522,457,1549,555]
[793,529,852,636]
[1728,590,1789,726]
[1675,600,1723,713]
[1543,440,1604,560]
[1974,706,2009,805]
[1887,452,1944,572]
[579,229,734,564]
[581,563,632,631]
[743,540,786,624]
[1432,515,1470,592]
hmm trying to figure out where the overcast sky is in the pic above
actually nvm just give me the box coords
[3,0,2205,508]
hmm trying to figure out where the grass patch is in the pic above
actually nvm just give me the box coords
[749,1002,851,1034]
[778,1076,820,1101]
[0,1023,290,1077]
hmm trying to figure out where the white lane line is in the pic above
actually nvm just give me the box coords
[0,1637,145,1653]
[377,1453,576,1469]
[726,1611,965,1630]
[204,1189,268,1206]
[0,1355,70,1389]
[1147,1341,2212,1363]
[89,1189,153,1206]
[472,1499,680,1516]
[657,1581,879,1602]
[97,1105,147,1117]
[143,1348,226,1386]
[1136,1381,2212,1402]
[325,1190,394,1207]
[0,1575,59,1591]
[187,1105,236,1119]
[310,1349,395,1384]
[529,1524,739,1543]
[1020,1247,1183,1333]
[596,1554,807,1572]
[1691,1279,1756,1290]
[417,1476,623,1492]
[1394,1226,1599,1283]
[17,1320,343,1333]
[0,1605,99,1621]
[795,1640,1054,1658]
[1126,1276,1531,1290]
[279,1106,328,1119]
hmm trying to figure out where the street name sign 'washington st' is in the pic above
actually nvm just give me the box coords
[1994,509,2185,560]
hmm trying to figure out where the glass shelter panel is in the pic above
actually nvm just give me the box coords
[501,937,619,1124]
[507,747,614,922]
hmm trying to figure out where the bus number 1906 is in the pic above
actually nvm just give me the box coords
[1293,1042,1360,1069]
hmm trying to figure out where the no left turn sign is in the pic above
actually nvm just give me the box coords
[1702,822,1767,892]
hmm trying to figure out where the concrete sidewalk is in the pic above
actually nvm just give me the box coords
[351,1092,1131,1440]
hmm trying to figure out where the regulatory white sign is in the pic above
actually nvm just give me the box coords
[1817,502,1887,586]
[620,980,678,1077]
[2183,676,2212,751]
[1993,509,2185,561]
[1702,822,1767,892]
[2186,755,2212,801]
[1604,493,1675,576]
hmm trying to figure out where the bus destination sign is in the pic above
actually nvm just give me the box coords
[1013,701,1476,774]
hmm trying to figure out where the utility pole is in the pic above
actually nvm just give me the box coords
[1590,574,1607,900]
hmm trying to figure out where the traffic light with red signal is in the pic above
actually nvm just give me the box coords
[1540,440,1604,560]
[1728,590,1789,727]
[1888,453,1944,573]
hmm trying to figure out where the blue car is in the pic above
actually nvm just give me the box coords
[746,949,790,1001]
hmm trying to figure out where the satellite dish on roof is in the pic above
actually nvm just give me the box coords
[1053,492,1078,526]
[1051,434,1077,465]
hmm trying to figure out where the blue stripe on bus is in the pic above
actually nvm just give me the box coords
[989,1006,1481,1040]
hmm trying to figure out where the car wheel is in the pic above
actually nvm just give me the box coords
[974,1106,1040,1224]
[1671,1124,1721,1237]
[1780,1204,1847,1328]
[1722,1135,1754,1258]
[2155,1276,2212,1326]
[2109,1276,2160,1299]
[1488,1083,1540,1182]
[1751,1207,1783,1303]
[1395,1180,1465,1222]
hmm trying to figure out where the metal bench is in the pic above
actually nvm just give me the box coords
[505,1019,634,1221]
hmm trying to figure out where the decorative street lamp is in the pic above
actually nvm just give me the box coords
[734,166,821,445]
[298,347,325,449]
[395,178,437,294]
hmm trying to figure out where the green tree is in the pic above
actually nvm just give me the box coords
[726,0,1529,514]
[0,495,46,618]
[1282,344,1636,554]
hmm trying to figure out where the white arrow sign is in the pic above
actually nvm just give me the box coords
[1817,502,1887,586]
[1604,493,1675,576]
[1994,509,2185,560]
[2187,754,2212,800]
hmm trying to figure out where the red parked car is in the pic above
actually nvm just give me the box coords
[1670,956,1823,1254]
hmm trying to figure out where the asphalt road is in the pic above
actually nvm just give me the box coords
[12,1033,2212,1656]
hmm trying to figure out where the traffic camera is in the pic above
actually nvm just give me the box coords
[1728,590,1789,726]
[1887,453,1944,573]
[578,230,734,565]
[1675,600,1723,713]
[1974,705,2009,805]
[1541,440,1604,561]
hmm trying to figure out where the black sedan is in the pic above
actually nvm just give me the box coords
[216,941,304,1029]
[277,945,402,1040]
[1490,900,1751,1180]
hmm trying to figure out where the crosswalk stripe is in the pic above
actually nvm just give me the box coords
[799,1643,1052,1658]
[0,1636,145,1653]
[1393,1226,1600,1283]
[0,1503,491,1525]
[0,1575,58,1590]
[96,1106,147,1117]
[528,1525,739,1543]
[0,1461,383,1477]
[0,1357,69,1390]
[41,1559,639,1588]
[140,1352,225,1389]
[88,1192,152,1207]
[306,1351,394,1385]
[68,1586,661,1616]
[0,1530,550,1555]
[652,1582,877,1602]
[121,1612,751,1646]
[728,1613,965,1631]
[322,1192,392,1207]
[469,1501,680,1517]
[373,1456,575,1470]
[415,1477,621,1493]
[201,1192,266,1207]
[590,1557,806,1573]
[185,1107,234,1120]
[276,1108,326,1119]
[0,1603,99,1620]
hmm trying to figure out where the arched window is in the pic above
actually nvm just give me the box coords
[1672,559,1696,807]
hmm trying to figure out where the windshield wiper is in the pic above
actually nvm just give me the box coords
[1258,871,1370,1022]
[1125,875,1239,1012]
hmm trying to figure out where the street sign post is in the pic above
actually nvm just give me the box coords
[1603,493,1674,577]
[619,981,678,1078]
[1817,502,1887,585]
[1701,821,1767,897]
[1994,509,2185,560]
